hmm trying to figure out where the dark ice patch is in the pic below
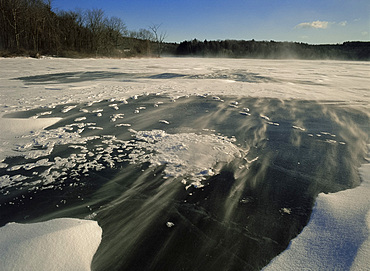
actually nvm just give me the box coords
[14,71,128,84]
[0,95,368,271]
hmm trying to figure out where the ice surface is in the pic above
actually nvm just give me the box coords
[263,147,370,270]
[0,218,102,271]
[0,57,369,270]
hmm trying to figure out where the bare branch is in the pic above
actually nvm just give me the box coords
[149,23,167,57]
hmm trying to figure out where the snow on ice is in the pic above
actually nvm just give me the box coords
[0,57,369,270]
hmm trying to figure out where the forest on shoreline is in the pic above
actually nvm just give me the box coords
[0,0,170,58]
[1,0,369,60]
[175,40,370,60]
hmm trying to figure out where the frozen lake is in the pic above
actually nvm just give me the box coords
[0,57,369,270]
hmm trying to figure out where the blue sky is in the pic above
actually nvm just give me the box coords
[52,0,370,44]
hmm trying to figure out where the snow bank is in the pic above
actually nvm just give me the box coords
[0,218,102,271]
[263,147,370,271]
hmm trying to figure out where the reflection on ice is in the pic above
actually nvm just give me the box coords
[0,94,368,270]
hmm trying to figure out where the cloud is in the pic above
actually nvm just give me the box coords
[295,20,329,29]
[338,21,347,27]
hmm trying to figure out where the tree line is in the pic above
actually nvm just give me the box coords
[175,39,370,61]
[0,0,168,57]
[1,0,369,60]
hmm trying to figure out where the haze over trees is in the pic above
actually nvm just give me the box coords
[176,39,370,60]
[0,0,369,60]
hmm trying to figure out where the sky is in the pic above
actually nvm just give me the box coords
[52,0,370,44]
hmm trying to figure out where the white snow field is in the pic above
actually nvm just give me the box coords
[0,57,369,270]
[0,218,102,271]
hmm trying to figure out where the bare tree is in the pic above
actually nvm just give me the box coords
[0,1,168,57]
[1,0,27,51]
[149,23,167,57]
[85,8,105,56]
[105,16,127,49]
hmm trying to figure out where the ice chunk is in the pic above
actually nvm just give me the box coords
[292,125,306,131]
[109,104,119,110]
[40,111,53,116]
[115,123,131,127]
[159,120,170,124]
[260,114,271,121]
[129,130,243,186]
[61,105,77,113]
[239,111,251,116]
[280,208,292,215]
[110,113,125,122]
[166,222,175,228]
[74,116,87,122]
